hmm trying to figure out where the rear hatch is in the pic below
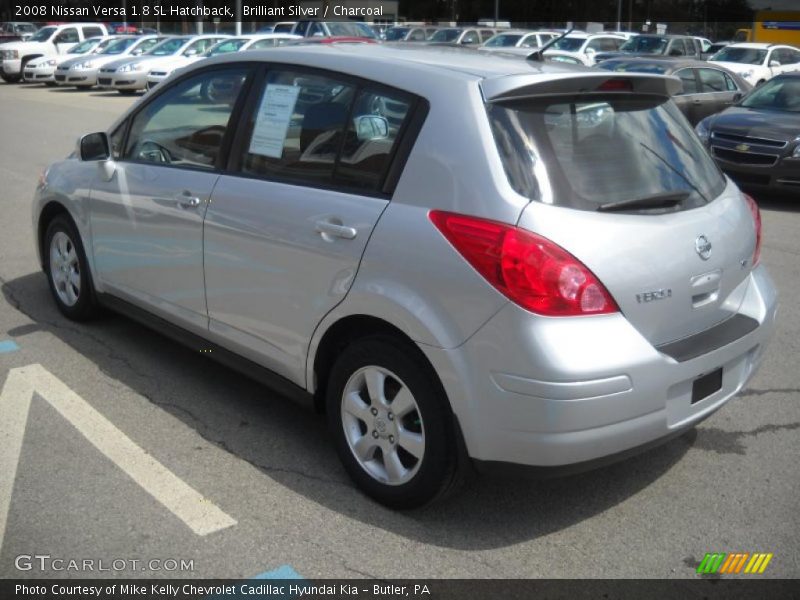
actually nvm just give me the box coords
[483,73,757,346]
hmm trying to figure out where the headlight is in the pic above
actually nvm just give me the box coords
[76,61,97,70]
[2,50,20,59]
[695,119,711,145]
[46,59,57,66]
[792,144,800,158]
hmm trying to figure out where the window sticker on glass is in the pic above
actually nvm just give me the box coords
[249,84,302,158]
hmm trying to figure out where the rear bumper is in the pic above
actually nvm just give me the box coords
[421,265,778,469]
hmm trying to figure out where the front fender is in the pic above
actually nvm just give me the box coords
[33,159,103,287]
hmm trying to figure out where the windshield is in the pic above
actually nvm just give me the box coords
[101,37,138,55]
[205,39,249,56]
[711,46,767,65]
[29,26,56,42]
[430,29,461,42]
[485,33,524,47]
[487,95,725,210]
[597,60,669,74]
[552,37,586,52]
[620,36,668,54]
[16,23,37,33]
[325,22,376,38]
[384,27,409,41]
[147,37,189,56]
[740,77,800,112]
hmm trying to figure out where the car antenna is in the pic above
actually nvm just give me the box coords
[527,28,574,62]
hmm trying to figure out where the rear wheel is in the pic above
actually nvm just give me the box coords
[43,215,98,321]
[326,336,461,508]
[45,81,57,87]
[118,89,136,95]
[1,72,21,83]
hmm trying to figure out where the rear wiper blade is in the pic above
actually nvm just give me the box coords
[596,190,691,212]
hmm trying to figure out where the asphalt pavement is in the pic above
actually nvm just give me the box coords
[0,82,798,580]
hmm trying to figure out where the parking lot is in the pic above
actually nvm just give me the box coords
[0,81,798,580]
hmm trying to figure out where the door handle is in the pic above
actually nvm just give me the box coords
[315,219,357,240]
[174,191,201,209]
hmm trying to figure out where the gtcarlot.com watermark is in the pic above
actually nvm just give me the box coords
[15,554,194,573]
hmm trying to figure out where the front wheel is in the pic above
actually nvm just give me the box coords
[0,73,21,83]
[326,337,461,508]
[44,215,98,321]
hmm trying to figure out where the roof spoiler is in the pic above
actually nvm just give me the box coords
[526,28,573,62]
[481,72,682,102]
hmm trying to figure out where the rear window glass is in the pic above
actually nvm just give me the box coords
[487,94,726,211]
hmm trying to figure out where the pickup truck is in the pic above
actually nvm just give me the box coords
[593,34,703,63]
[0,23,107,82]
[0,22,37,43]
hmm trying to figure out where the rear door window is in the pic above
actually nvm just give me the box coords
[487,94,725,211]
[675,68,699,94]
[698,68,728,92]
[236,68,415,194]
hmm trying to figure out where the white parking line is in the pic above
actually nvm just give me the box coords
[0,364,237,549]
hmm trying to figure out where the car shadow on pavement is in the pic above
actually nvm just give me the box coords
[2,271,693,551]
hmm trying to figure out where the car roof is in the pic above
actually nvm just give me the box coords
[727,42,774,49]
[210,43,585,80]
[193,43,679,100]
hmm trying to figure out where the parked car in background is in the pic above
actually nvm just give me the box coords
[597,58,751,124]
[428,27,488,45]
[23,35,117,85]
[594,34,703,62]
[292,20,377,40]
[33,45,775,508]
[257,21,295,34]
[55,35,165,89]
[97,35,228,94]
[480,30,559,51]
[146,34,301,89]
[0,21,37,42]
[545,32,626,65]
[703,41,731,60]
[0,22,108,82]
[384,26,438,42]
[695,73,800,192]
[709,43,800,86]
[693,36,713,53]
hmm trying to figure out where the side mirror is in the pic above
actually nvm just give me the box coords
[585,47,596,55]
[79,132,110,161]
[769,60,781,67]
[355,115,389,141]
[733,92,743,102]
[184,49,198,57]
[669,48,684,56]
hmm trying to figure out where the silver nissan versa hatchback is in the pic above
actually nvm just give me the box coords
[33,45,777,508]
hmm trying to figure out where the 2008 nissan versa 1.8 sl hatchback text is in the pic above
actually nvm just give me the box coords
[33,45,777,508]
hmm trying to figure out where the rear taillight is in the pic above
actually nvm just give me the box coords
[597,78,633,92]
[429,211,619,317]
[743,193,762,267]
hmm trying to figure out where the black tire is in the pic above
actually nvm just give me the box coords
[326,336,461,509]
[1,72,21,83]
[45,82,57,87]
[43,215,98,321]
[118,89,137,95]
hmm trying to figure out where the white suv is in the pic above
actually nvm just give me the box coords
[0,23,108,82]
[709,43,800,86]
